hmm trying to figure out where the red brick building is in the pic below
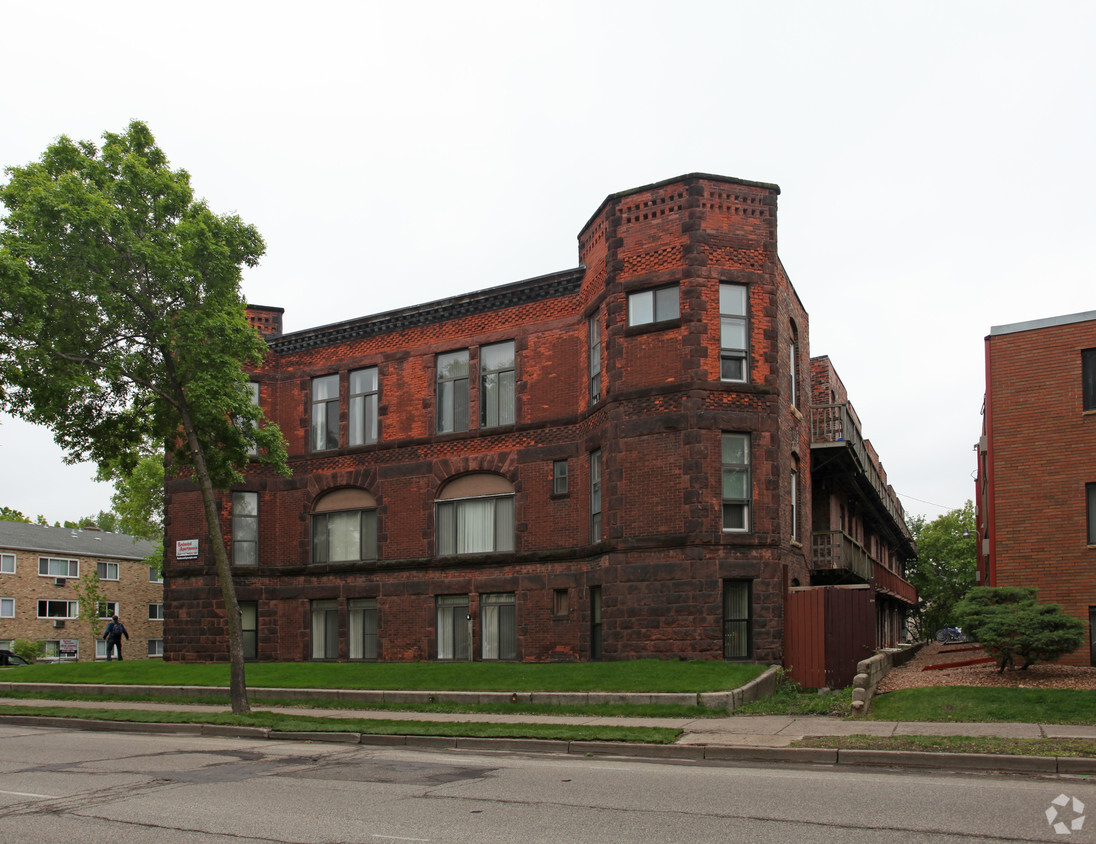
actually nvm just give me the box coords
[976,310,1096,666]
[163,173,915,669]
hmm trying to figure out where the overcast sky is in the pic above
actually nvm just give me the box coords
[2,1,1094,526]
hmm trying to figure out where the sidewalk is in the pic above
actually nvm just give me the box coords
[2,689,1095,762]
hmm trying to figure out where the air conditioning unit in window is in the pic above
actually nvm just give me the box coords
[53,619,65,628]
[54,577,67,587]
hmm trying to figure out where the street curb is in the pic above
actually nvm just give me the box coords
[3,713,1094,775]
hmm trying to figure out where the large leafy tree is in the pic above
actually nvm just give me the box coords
[97,444,166,571]
[905,501,977,640]
[0,121,288,713]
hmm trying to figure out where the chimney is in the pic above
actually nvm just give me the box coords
[245,304,284,338]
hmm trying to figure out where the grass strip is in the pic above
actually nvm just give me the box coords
[0,688,725,719]
[0,704,681,744]
[0,658,763,693]
[868,686,1096,725]
[794,733,1096,758]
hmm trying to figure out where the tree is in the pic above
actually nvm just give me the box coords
[0,121,288,713]
[905,501,977,640]
[954,586,1085,671]
[71,571,110,661]
[97,444,166,571]
[0,506,31,522]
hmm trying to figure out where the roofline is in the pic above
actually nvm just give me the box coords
[578,172,781,240]
[0,539,154,560]
[989,310,1096,337]
[267,267,585,355]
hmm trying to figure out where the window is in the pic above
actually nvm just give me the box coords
[553,460,569,496]
[723,580,752,659]
[588,315,602,402]
[149,566,163,583]
[97,561,119,581]
[435,475,515,556]
[97,601,119,619]
[481,593,516,660]
[436,350,470,433]
[790,457,799,542]
[553,588,569,617]
[590,586,602,660]
[311,374,340,451]
[1084,349,1096,412]
[0,598,13,618]
[148,639,164,658]
[37,600,78,619]
[789,322,800,408]
[39,557,78,578]
[349,598,378,660]
[480,341,516,428]
[232,491,259,566]
[436,595,470,660]
[349,367,379,446]
[149,602,165,620]
[311,600,339,659]
[1,553,14,574]
[245,381,260,456]
[720,283,748,381]
[240,601,257,660]
[436,496,514,555]
[627,284,679,327]
[590,449,602,542]
[722,434,751,531]
[1088,483,1096,545]
[312,510,378,563]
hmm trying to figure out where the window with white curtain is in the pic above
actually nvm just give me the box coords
[348,598,378,660]
[481,593,516,660]
[480,341,515,428]
[349,367,379,446]
[311,489,379,563]
[436,496,514,555]
[436,350,470,433]
[311,600,339,660]
[232,491,258,566]
[436,595,469,660]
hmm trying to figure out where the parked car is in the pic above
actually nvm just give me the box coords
[0,649,30,667]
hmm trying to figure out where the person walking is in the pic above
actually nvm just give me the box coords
[103,614,129,661]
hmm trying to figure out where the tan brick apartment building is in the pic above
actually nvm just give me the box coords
[0,521,162,660]
[977,310,1096,665]
[164,173,915,677]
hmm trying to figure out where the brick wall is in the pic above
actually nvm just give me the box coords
[164,174,826,665]
[984,316,1096,664]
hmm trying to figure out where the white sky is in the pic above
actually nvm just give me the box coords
[1,1,1094,525]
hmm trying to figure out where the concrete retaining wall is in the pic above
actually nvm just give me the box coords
[850,643,923,714]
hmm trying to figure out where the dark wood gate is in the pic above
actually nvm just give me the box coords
[785,587,876,689]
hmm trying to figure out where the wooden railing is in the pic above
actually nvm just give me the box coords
[811,530,918,605]
[810,404,912,541]
[811,530,873,583]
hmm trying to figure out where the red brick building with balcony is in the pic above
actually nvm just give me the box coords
[976,310,1096,666]
[163,173,915,673]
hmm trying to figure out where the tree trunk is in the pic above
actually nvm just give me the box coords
[179,410,250,714]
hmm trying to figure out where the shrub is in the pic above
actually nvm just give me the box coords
[954,586,1084,672]
[11,639,44,664]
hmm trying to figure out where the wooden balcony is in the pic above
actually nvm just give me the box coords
[811,530,873,583]
[810,404,914,554]
[811,530,917,606]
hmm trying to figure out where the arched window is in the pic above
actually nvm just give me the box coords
[436,474,515,555]
[311,489,378,563]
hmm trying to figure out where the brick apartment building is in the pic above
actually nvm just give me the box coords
[0,521,163,660]
[976,310,1096,666]
[163,172,915,672]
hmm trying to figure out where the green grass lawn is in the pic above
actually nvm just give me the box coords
[0,658,765,693]
[0,704,680,744]
[867,686,1096,725]
[795,734,1096,758]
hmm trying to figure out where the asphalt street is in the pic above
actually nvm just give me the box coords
[1,723,1092,843]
